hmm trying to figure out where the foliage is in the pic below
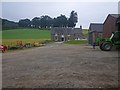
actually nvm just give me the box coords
[9,46,19,50]
[2,10,78,30]
[40,15,53,28]
[2,19,19,30]
[53,14,68,27]
[40,40,52,44]
[32,17,41,28]
[64,40,88,44]
[82,29,89,38]
[18,19,31,27]
[68,10,78,27]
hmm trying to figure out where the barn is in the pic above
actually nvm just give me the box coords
[103,14,120,38]
[88,14,120,45]
[88,23,103,45]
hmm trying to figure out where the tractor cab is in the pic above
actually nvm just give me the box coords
[111,31,120,45]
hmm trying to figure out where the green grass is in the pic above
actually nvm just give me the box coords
[1,28,51,45]
[2,28,51,39]
[82,29,89,38]
[64,40,88,44]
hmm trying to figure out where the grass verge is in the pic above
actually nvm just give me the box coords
[64,40,88,44]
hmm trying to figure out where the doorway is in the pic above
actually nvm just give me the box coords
[61,38,64,41]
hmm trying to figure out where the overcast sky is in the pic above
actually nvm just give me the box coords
[1,1,119,28]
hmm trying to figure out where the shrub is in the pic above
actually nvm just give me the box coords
[40,40,52,44]
[9,46,19,50]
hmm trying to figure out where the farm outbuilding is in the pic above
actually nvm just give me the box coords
[103,14,120,38]
[51,27,82,42]
[88,14,120,45]
[116,16,120,30]
[88,23,103,45]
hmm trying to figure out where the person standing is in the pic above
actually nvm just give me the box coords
[93,41,96,49]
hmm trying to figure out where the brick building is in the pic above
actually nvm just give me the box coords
[103,14,120,38]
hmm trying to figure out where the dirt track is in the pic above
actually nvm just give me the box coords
[2,42,119,88]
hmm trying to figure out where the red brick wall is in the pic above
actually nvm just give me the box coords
[103,15,118,38]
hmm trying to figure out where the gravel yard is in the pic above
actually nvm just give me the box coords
[2,42,119,88]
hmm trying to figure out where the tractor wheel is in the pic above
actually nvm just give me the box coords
[99,43,104,51]
[102,42,113,51]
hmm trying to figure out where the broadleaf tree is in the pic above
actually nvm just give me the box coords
[68,10,78,27]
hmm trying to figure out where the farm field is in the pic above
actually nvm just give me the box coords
[1,28,89,46]
[2,28,51,45]
[2,29,50,39]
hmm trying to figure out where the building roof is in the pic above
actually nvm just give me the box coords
[116,16,120,24]
[51,27,82,34]
[103,14,120,24]
[110,14,120,18]
[89,23,103,32]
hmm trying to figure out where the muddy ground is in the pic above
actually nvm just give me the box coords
[2,42,119,88]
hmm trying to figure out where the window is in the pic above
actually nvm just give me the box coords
[68,34,70,36]
[55,33,58,36]
[55,37,58,41]
[98,33,103,38]
[113,32,120,41]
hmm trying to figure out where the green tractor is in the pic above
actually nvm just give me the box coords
[96,31,120,51]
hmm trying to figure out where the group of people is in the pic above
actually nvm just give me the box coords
[0,45,8,53]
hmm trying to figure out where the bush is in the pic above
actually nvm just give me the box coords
[9,46,19,50]
[40,40,52,44]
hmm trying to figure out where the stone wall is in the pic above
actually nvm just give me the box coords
[51,27,82,42]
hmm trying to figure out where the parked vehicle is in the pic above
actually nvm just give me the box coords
[96,31,120,51]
